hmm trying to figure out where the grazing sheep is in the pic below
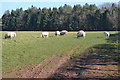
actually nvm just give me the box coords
[4,32,16,39]
[41,32,49,38]
[55,31,60,36]
[60,30,68,35]
[77,30,86,38]
[61,30,68,33]
[60,32,66,35]
[104,31,110,37]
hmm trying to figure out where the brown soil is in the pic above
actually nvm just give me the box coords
[2,47,120,79]
[50,49,120,79]
[2,53,70,78]
[2,46,79,78]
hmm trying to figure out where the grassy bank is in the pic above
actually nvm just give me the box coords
[2,31,117,72]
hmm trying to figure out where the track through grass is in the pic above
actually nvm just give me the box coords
[1,31,117,72]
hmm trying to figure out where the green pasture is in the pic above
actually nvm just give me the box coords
[1,31,118,72]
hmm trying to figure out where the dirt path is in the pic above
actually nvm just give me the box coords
[50,49,120,79]
[3,46,79,78]
[3,47,120,79]
[3,53,70,78]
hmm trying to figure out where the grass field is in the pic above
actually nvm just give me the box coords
[1,31,118,72]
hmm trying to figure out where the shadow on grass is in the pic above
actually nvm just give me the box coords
[106,33,120,43]
[49,32,120,79]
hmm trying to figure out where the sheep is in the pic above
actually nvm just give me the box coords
[77,30,86,38]
[4,32,16,39]
[61,30,68,34]
[104,31,110,37]
[60,32,66,35]
[41,32,49,38]
[60,30,68,36]
[55,31,60,36]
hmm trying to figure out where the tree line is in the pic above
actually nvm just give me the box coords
[2,3,119,31]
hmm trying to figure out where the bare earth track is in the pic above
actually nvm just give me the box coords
[50,49,120,79]
[3,47,79,78]
[3,47,120,79]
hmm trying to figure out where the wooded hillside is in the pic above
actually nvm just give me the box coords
[2,3,119,31]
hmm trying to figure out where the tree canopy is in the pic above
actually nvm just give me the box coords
[2,3,119,31]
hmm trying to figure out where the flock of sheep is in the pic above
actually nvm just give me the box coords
[4,30,110,39]
[41,30,68,38]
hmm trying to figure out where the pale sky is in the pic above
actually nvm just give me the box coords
[0,0,119,18]
[0,0,119,2]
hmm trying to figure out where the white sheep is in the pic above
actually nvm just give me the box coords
[41,32,49,38]
[60,30,68,35]
[4,32,16,39]
[61,30,68,33]
[104,31,110,37]
[77,30,86,38]
[55,31,60,36]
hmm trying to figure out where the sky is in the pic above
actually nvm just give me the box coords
[0,0,119,18]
